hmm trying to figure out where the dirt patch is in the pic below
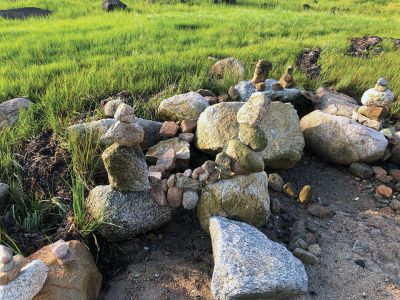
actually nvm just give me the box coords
[99,154,400,300]
[297,48,321,78]
[0,7,52,19]
[348,36,383,57]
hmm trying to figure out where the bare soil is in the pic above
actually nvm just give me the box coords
[348,36,383,57]
[100,153,400,300]
[297,48,321,78]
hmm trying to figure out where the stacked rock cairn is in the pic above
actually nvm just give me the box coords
[352,77,395,130]
[279,65,296,89]
[251,59,272,92]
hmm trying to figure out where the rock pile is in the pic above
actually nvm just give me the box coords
[279,65,296,88]
[251,59,272,91]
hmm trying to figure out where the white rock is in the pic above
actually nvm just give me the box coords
[182,190,199,210]
[0,260,48,300]
[210,217,308,300]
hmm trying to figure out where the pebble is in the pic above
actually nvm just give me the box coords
[271,198,281,214]
[268,173,284,192]
[376,184,393,198]
[167,174,176,188]
[388,169,400,182]
[283,182,297,198]
[349,162,373,179]
[196,89,216,97]
[192,167,207,180]
[305,232,317,246]
[307,244,321,257]
[150,185,167,206]
[307,204,334,218]
[292,248,319,265]
[299,185,312,204]
[390,200,400,210]
[159,121,179,138]
[183,169,192,178]
[372,166,387,177]
[202,160,216,174]
[0,246,13,272]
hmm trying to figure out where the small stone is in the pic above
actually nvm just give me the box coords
[102,121,144,147]
[104,99,125,117]
[114,103,135,123]
[0,255,27,285]
[372,166,387,177]
[226,139,265,175]
[50,240,76,266]
[167,174,176,188]
[205,96,219,105]
[161,179,168,192]
[175,174,202,190]
[377,77,388,87]
[307,204,334,218]
[149,165,166,173]
[167,187,183,208]
[202,160,216,174]
[394,182,400,192]
[238,124,268,151]
[0,246,13,272]
[271,198,281,213]
[159,121,179,138]
[148,171,162,187]
[236,92,271,127]
[183,169,192,178]
[283,182,297,198]
[196,89,216,97]
[390,200,400,210]
[198,170,210,183]
[299,185,312,204]
[388,169,400,182]
[228,86,241,101]
[207,169,220,184]
[357,106,387,121]
[307,244,321,257]
[279,66,296,89]
[182,190,199,210]
[292,248,319,265]
[180,119,197,133]
[375,174,393,184]
[156,149,176,171]
[218,93,231,103]
[305,232,317,246]
[150,185,167,206]
[255,82,265,91]
[349,163,373,179]
[268,173,284,192]
[178,132,194,143]
[192,167,207,180]
[376,184,393,198]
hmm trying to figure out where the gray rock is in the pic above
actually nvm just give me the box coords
[292,248,319,265]
[236,92,271,127]
[349,163,373,179]
[86,185,172,241]
[0,98,31,131]
[158,92,209,121]
[182,190,199,210]
[0,183,10,208]
[315,87,359,118]
[208,57,245,80]
[361,79,395,107]
[210,217,308,300]
[175,174,202,190]
[268,173,284,192]
[197,172,270,233]
[0,260,48,300]
[103,0,127,11]
[301,110,388,165]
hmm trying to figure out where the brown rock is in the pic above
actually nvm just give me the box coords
[279,66,295,89]
[307,204,334,218]
[0,255,28,285]
[196,89,216,97]
[388,169,400,182]
[150,185,167,206]
[159,121,179,138]
[357,105,387,121]
[376,184,393,198]
[178,132,195,143]
[180,119,197,133]
[192,167,207,180]
[255,82,266,91]
[251,59,272,84]
[30,240,102,300]
[299,185,312,203]
[156,149,176,171]
[390,199,400,210]
[218,92,231,103]
[205,96,219,105]
[375,174,393,184]
[167,187,183,208]
[283,182,297,198]
[372,166,387,177]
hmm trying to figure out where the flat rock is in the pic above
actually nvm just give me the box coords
[0,7,51,19]
[197,172,270,233]
[300,110,388,165]
[210,217,308,300]
[86,185,172,241]
[0,98,31,131]
[146,137,190,170]
[158,92,209,121]
[315,87,359,118]
[0,260,47,300]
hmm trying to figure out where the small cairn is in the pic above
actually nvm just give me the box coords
[251,59,273,91]
[50,239,77,266]
[279,65,296,89]
[352,78,395,130]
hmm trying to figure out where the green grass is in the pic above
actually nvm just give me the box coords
[0,0,400,248]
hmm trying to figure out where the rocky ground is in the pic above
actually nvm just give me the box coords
[99,153,400,300]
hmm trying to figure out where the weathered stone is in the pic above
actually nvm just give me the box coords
[102,144,150,191]
[146,137,190,170]
[283,182,297,198]
[218,93,231,103]
[210,217,308,300]
[159,121,179,138]
[388,169,400,182]
[150,185,167,206]
[0,260,47,300]
[0,255,27,285]
[271,198,281,213]
[308,244,321,257]
[167,187,183,208]
[202,160,217,174]
[307,204,334,218]
[376,184,392,198]
[182,190,199,210]
[390,200,400,210]
[50,239,76,266]
[357,105,387,121]
[0,98,31,131]
[226,139,265,174]
[268,173,284,192]
[30,240,102,300]
[196,89,216,97]
[349,163,374,179]
[236,92,271,127]
[196,102,244,154]
[300,110,388,164]
[205,96,219,105]
[0,246,13,271]
[299,185,312,203]
[114,103,135,123]
[292,248,319,265]
[175,174,202,190]
[178,132,194,143]
[361,78,395,107]
[156,148,176,171]
[372,166,387,177]
[102,121,144,147]
[103,99,124,117]
[86,185,172,241]
[103,0,127,11]
[279,66,296,88]
[180,119,197,133]
[238,124,268,151]
[158,92,209,121]
[215,152,233,178]
[208,57,246,79]
[251,59,272,84]
[192,167,207,180]
[197,172,270,233]
[314,87,359,118]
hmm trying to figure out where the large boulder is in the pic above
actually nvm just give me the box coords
[0,260,47,300]
[208,57,245,80]
[86,185,172,241]
[30,240,102,300]
[260,102,305,169]
[197,172,270,233]
[300,110,388,164]
[210,217,308,300]
[67,118,163,150]
[196,102,244,154]
[314,87,360,118]
[158,92,209,121]
[0,98,31,131]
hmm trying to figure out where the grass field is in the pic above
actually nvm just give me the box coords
[1,0,400,250]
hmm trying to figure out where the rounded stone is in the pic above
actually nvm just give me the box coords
[238,124,268,151]
[182,190,199,210]
[114,103,135,123]
[226,139,265,174]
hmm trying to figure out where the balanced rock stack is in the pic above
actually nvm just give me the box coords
[352,78,394,130]
[279,65,296,89]
[86,103,172,242]
[251,59,272,91]
[0,245,48,300]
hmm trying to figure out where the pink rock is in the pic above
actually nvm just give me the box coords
[167,187,183,208]
[156,149,176,171]
[150,186,167,206]
[180,120,197,133]
[159,121,179,138]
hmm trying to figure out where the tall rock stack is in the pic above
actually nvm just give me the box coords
[279,65,296,89]
[86,103,172,242]
[251,59,272,91]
